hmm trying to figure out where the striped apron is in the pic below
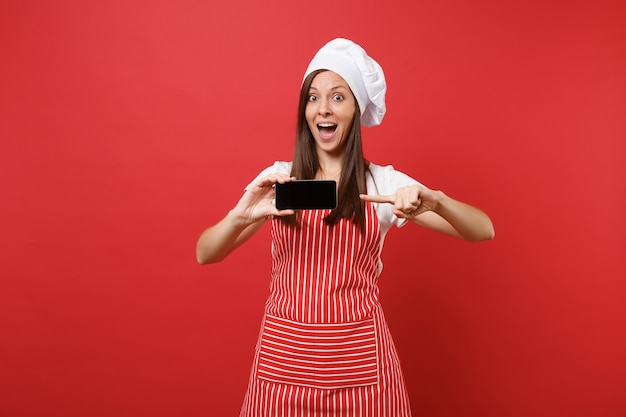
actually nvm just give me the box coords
[240,202,412,416]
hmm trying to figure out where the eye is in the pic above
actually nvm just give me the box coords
[307,94,318,102]
[332,94,344,101]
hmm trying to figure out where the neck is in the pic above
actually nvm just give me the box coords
[316,168,341,181]
[316,155,343,181]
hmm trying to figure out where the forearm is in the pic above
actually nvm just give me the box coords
[431,191,495,242]
[195,210,263,264]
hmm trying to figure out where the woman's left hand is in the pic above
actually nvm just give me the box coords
[360,185,441,219]
[360,185,495,242]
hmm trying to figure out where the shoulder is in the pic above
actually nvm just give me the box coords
[245,161,292,190]
[368,162,412,179]
[366,162,422,194]
[255,161,293,177]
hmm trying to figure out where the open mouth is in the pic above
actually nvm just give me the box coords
[317,123,337,138]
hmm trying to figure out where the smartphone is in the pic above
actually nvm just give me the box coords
[275,180,337,210]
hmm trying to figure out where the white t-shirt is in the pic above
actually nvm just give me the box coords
[248,161,425,273]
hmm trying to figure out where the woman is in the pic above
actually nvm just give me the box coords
[196,38,494,417]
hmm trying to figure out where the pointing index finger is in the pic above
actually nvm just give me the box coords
[359,193,396,204]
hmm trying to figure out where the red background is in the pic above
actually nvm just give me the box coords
[1,1,625,416]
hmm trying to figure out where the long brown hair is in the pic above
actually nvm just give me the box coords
[280,69,368,230]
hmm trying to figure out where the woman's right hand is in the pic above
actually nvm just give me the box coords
[196,173,297,264]
[231,173,296,224]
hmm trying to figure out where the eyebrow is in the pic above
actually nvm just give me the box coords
[309,86,348,91]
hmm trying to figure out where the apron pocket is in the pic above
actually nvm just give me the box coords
[256,314,379,390]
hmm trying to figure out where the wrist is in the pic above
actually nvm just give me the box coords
[431,190,447,214]
[227,208,254,228]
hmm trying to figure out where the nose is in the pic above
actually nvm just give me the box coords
[318,100,332,116]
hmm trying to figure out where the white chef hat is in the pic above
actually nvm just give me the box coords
[303,38,387,127]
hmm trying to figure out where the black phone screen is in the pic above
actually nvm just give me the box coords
[275,180,337,210]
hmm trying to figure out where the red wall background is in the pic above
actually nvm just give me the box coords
[1,1,625,416]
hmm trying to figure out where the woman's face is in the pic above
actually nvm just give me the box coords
[305,71,357,158]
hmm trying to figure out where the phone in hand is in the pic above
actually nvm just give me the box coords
[275,180,337,210]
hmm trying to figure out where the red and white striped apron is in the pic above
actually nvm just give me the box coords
[240,202,412,416]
